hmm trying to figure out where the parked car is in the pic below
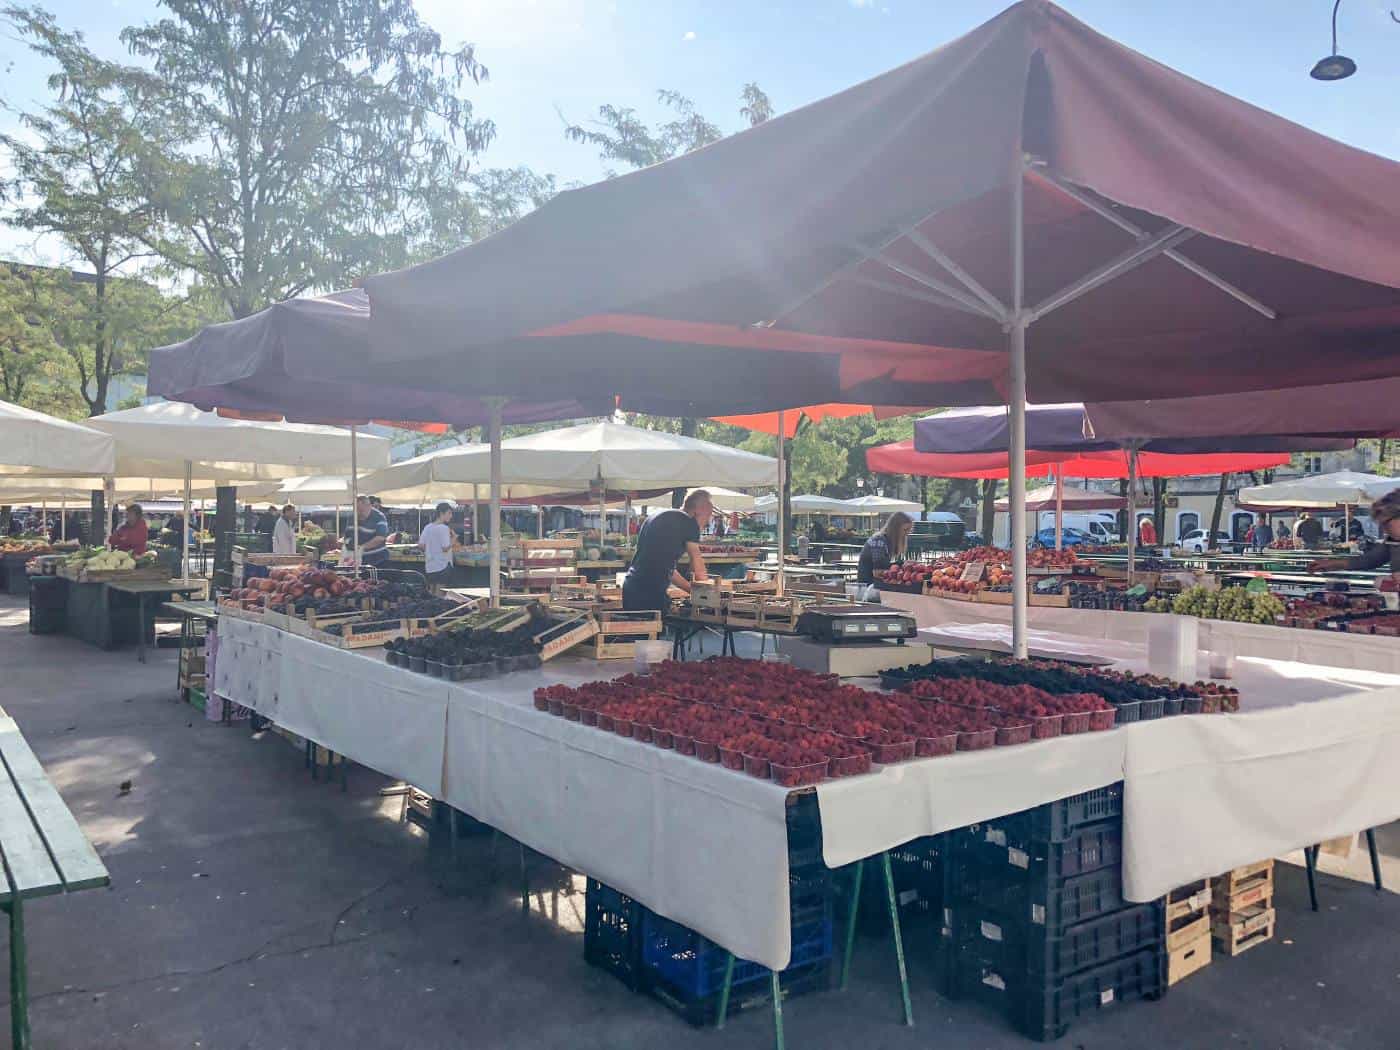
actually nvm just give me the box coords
[1032,526,1094,548]
[1177,528,1233,553]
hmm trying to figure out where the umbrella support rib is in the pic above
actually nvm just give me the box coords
[844,274,997,319]
[903,227,1009,320]
[1029,224,1195,322]
[1033,166,1277,320]
[859,245,1004,320]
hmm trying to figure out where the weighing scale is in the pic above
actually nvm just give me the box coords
[796,604,917,644]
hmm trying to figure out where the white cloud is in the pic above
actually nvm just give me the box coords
[682,30,696,41]
[850,0,875,7]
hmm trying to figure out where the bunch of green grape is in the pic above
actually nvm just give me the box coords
[1169,585,1284,623]
[1144,596,1172,613]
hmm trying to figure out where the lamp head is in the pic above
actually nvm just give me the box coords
[1310,53,1356,81]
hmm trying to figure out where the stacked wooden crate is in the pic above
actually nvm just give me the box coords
[1210,860,1275,958]
[1165,880,1212,985]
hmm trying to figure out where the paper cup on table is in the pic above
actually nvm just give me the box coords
[634,639,671,674]
[1147,614,1198,683]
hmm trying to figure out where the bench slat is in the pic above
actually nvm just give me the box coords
[0,719,109,896]
[0,759,62,904]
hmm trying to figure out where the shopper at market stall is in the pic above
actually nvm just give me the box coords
[343,494,390,567]
[419,502,457,585]
[1297,513,1325,548]
[1310,491,1400,576]
[622,489,711,612]
[271,504,298,556]
[856,511,914,585]
[1253,519,1275,549]
[1138,515,1158,547]
[109,503,149,556]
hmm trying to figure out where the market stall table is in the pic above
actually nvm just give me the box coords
[878,588,1400,676]
[0,554,34,597]
[57,577,205,660]
[212,611,1400,975]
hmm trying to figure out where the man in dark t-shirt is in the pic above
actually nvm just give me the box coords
[622,490,713,612]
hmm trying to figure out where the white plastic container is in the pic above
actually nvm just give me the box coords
[1147,614,1199,683]
[633,639,671,674]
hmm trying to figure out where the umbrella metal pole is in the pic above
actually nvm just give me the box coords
[1126,444,1139,584]
[472,484,480,544]
[1345,503,1352,548]
[1054,468,1063,551]
[1008,167,1028,660]
[182,460,192,582]
[538,505,544,540]
[350,426,359,575]
[104,477,115,548]
[776,410,786,597]
[488,399,505,608]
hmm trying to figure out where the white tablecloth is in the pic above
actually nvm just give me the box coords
[879,590,1400,674]
[215,613,1400,968]
[215,618,794,970]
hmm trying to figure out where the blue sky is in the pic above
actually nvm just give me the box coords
[3,0,1399,266]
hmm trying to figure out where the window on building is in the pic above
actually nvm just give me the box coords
[1304,455,1323,474]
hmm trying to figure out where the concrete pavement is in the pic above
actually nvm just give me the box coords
[1,596,1398,1049]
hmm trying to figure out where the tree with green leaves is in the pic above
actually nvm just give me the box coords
[120,0,496,318]
[0,262,82,417]
[0,6,176,414]
[565,83,773,175]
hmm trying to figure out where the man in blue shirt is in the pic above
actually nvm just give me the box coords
[344,494,390,567]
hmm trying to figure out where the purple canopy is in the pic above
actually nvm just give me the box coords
[1085,378,1400,443]
[147,289,603,427]
[912,404,1351,455]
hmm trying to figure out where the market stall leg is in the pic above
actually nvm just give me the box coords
[1366,828,1383,891]
[839,853,914,1026]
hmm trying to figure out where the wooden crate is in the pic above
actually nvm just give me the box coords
[1211,860,1274,914]
[725,596,763,629]
[1168,932,1213,986]
[534,612,600,661]
[519,536,583,550]
[1212,903,1275,958]
[591,610,662,660]
[757,596,806,632]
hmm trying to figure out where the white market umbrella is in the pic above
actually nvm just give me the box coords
[754,493,852,516]
[361,420,777,603]
[685,486,758,514]
[1238,470,1397,508]
[361,421,776,495]
[85,403,390,580]
[0,400,115,478]
[1240,470,1398,542]
[840,494,923,516]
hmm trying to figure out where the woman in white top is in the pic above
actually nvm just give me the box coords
[271,504,298,556]
[419,502,458,585]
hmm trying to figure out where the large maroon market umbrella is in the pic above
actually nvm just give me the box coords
[364,0,1400,407]
[358,0,1400,654]
[1085,378,1400,443]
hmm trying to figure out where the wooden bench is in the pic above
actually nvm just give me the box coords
[0,710,109,1048]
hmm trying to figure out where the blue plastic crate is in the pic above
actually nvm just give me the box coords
[641,912,833,1000]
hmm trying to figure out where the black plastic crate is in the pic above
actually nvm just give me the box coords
[786,792,824,869]
[957,819,1122,881]
[950,901,1164,979]
[789,865,832,928]
[584,879,646,991]
[950,945,1166,1042]
[978,788,1123,846]
[948,860,1125,935]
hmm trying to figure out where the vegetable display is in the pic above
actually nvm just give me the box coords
[533,655,1136,788]
[877,546,1078,593]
